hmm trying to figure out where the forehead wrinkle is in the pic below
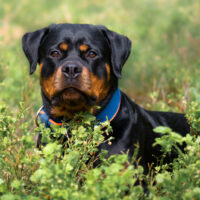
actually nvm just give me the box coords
[44,29,75,45]
[72,31,91,44]
[42,27,108,52]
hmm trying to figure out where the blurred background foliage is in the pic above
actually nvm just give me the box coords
[0,0,200,119]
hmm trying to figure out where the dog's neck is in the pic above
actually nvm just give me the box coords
[39,87,121,125]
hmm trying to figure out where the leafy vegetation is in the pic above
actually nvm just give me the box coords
[0,103,200,199]
[0,0,200,199]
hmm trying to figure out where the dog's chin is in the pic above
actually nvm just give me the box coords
[48,87,97,118]
[61,88,84,100]
[52,87,96,107]
[58,88,88,106]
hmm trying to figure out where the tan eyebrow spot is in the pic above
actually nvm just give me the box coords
[80,44,89,52]
[59,43,68,51]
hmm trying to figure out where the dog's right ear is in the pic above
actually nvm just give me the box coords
[97,25,132,79]
[22,27,49,74]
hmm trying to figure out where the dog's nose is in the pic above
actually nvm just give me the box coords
[62,63,82,79]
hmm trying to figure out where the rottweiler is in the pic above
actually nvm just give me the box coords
[22,23,190,173]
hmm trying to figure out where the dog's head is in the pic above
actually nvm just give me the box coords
[22,23,131,118]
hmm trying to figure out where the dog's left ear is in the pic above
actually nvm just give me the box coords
[98,26,132,78]
[22,27,49,74]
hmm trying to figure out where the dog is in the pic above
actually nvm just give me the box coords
[22,23,190,173]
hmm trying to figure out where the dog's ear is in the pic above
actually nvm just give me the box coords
[22,27,49,74]
[98,26,132,78]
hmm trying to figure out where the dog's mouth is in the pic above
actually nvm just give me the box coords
[51,87,97,107]
[62,87,84,100]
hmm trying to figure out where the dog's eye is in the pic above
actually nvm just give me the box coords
[50,50,61,58]
[86,50,97,58]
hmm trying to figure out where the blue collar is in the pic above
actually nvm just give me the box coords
[36,88,121,128]
[96,88,121,122]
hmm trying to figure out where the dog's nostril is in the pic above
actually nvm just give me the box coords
[65,67,70,74]
[62,63,82,79]
[74,67,78,74]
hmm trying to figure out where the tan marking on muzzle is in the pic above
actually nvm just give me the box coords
[54,66,66,93]
[105,63,110,81]
[40,62,43,73]
[80,66,110,103]
[40,67,58,99]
